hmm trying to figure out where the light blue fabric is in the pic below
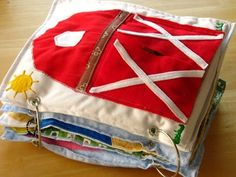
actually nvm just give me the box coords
[1,128,33,142]
[0,104,210,177]
[0,79,225,177]
[1,104,193,166]
[2,127,203,177]
[1,128,152,169]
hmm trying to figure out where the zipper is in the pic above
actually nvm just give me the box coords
[76,10,130,92]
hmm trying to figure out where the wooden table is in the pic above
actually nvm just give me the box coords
[0,0,235,177]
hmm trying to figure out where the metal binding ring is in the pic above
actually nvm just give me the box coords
[26,118,36,136]
[27,96,42,147]
[148,127,180,177]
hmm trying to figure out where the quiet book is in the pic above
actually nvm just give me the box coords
[0,0,234,177]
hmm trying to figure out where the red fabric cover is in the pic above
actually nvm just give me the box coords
[33,10,121,88]
[33,10,224,123]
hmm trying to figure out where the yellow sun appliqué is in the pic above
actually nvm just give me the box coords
[6,70,39,99]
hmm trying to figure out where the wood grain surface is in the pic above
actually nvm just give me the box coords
[0,0,235,177]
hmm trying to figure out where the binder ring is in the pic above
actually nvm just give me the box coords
[148,128,180,177]
[27,96,42,147]
[26,118,36,136]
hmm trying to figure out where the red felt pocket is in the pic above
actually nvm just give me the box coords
[87,14,223,123]
[32,11,223,123]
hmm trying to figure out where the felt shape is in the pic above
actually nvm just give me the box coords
[54,31,86,47]
[6,71,39,99]
[42,137,101,151]
[33,10,224,123]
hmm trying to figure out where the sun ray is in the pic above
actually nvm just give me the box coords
[23,91,28,100]
[6,71,39,100]
[6,87,11,91]
[30,88,37,94]
[14,91,18,98]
